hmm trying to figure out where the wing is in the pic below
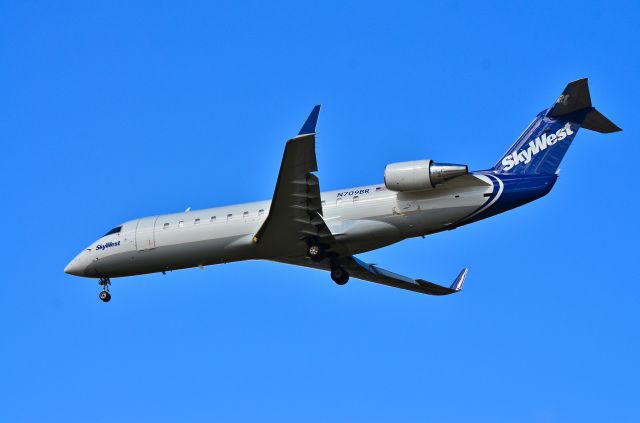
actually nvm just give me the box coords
[253,106,339,254]
[273,255,468,296]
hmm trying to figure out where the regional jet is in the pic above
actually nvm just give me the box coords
[65,79,620,302]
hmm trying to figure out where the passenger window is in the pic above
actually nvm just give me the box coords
[353,196,360,203]
[227,214,232,220]
[321,200,326,207]
[178,221,184,228]
[336,198,342,205]
[243,211,249,218]
[258,209,264,216]
[194,218,200,224]
[163,223,169,229]
[210,216,216,222]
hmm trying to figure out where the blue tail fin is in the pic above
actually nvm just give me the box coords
[493,79,621,175]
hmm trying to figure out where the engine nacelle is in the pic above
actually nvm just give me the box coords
[384,160,468,192]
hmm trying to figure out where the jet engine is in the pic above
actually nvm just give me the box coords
[384,160,468,192]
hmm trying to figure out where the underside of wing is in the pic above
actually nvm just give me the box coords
[273,255,468,296]
[253,106,341,255]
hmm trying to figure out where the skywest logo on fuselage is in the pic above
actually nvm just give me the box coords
[502,123,574,171]
[96,241,120,251]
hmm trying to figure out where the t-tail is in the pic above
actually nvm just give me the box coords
[492,78,621,175]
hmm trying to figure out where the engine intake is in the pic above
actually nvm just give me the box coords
[384,160,468,192]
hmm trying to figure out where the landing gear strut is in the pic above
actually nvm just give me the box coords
[98,278,111,302]
[330,264,349,285]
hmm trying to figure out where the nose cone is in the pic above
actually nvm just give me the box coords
[64,260,83,276]
[64,253,87,276]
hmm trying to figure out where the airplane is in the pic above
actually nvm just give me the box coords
[65,78,620,302]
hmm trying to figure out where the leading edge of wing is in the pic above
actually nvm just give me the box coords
[348,257,468,296]
[273,255,468,296]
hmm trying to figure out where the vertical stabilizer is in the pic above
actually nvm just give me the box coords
[493,79,620,175]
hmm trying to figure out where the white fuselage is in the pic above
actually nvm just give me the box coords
[64,173,493,278]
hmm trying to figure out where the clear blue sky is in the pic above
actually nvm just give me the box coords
[1,1,639,421]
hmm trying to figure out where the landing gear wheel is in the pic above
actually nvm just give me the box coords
[307,244,325,262]
[331,266,349,285]
[98,277,111,302]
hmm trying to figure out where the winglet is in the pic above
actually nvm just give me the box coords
[450,268,468,292]
[298,105,321,135]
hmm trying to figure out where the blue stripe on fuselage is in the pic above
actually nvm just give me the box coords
[458,173,558,226]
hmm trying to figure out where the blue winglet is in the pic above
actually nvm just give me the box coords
[450,268,469,291]
[298,105,321,135]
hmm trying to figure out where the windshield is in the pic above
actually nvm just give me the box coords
[103,226,122,237]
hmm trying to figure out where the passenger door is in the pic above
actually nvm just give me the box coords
[135,216,159,251]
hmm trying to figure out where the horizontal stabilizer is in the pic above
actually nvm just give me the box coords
[548,78,621,132]
[581,109,621,133]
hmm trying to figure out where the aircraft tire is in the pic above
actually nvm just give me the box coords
[331,267,349,285]
[99,291,111,302]
[307,244,325,262]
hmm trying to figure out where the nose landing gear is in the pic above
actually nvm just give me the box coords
[98,278,111,302]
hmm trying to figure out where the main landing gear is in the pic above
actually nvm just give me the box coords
[330,265,349,285]
[98,278,111,302]
[306,238,349,286]
[306,243,326,262]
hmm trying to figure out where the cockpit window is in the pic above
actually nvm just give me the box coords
[103,226,122,237]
